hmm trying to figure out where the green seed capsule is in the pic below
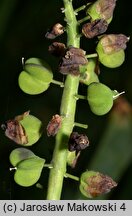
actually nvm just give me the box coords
[18,58,53,95]
[20,113,43,146]
[79,170,117,198]
[80,60,99,85]
[24,58,53,83]
[96,40,125,68]
[87,82,113,115]
[14,157,45,187]
[86,0,116,24]
[9,148,45,187]
[18,71,50,95]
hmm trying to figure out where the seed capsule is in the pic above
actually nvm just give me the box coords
[96,34,129,68]
[86,0,117,24]
[87,82,113,115]
[80,170,117,198]
[18,58,53,95]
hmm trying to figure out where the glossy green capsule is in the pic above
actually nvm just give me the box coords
[20,113,43,146]
[96,40,125,68]
[9,148,45,187]
[86,0,116,24]
[18,58,53,95]
[87,82,113,115]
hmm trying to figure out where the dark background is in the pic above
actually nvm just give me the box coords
[0,0,132,200]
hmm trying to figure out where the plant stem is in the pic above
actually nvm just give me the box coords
[85,53,98,58]
[75,2,91,14]
[64,173,79,181]
[74,94,87,100]
[78,15,91,24]
[75,5,86,13]
[46,0,80,200]
[51,79,64,87]
[43,164,53,168]
[74,122,88,129]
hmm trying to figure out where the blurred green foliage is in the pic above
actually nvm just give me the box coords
[0,0,132,199]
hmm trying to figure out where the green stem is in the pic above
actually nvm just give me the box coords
[43,164,53,168]
[46,0,80,200]
[64,173,79,181]
[75,2,92,14]
[51,79,64,87]
[75,5,86,13]
[85,53,98,58]
[74,122,88,129]
[78,15,91,24]
[74,94,87,100]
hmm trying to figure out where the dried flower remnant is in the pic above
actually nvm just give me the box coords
[96,34,129,68]
[68,132,89,152]
[82,19,108,38]
[100,34,129,54]
[88,173,117,197]
[45,23,64,39]
[48,42,66,57]
[87,0,117,23]
[80,171,117,198]
[15,111,30,121]
[96,0,117,21]
[70,151,81,169]
[1,111,29,145]
[59,47,88,76]
[47,114,62,136]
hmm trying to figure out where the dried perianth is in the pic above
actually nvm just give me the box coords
[59,47,88,76]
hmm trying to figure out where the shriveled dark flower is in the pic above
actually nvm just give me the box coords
[48,42,66,57]
[82,19,108,38]
[80,170,117,198]
[1,111,29,145]
[47,114,62,136]
[68,132,89,152]
[45,23,64,39]
[59,47,88,76]
[87,173,117,197]
[100,34,129,54]
[96,0,117,21]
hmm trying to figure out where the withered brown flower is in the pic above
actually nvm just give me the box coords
[48,42,66,57]
[59,47,88,76]
[45,23,64,39]
[47,114,62,136]
[1,111,29,145]
[82,19,108,38]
